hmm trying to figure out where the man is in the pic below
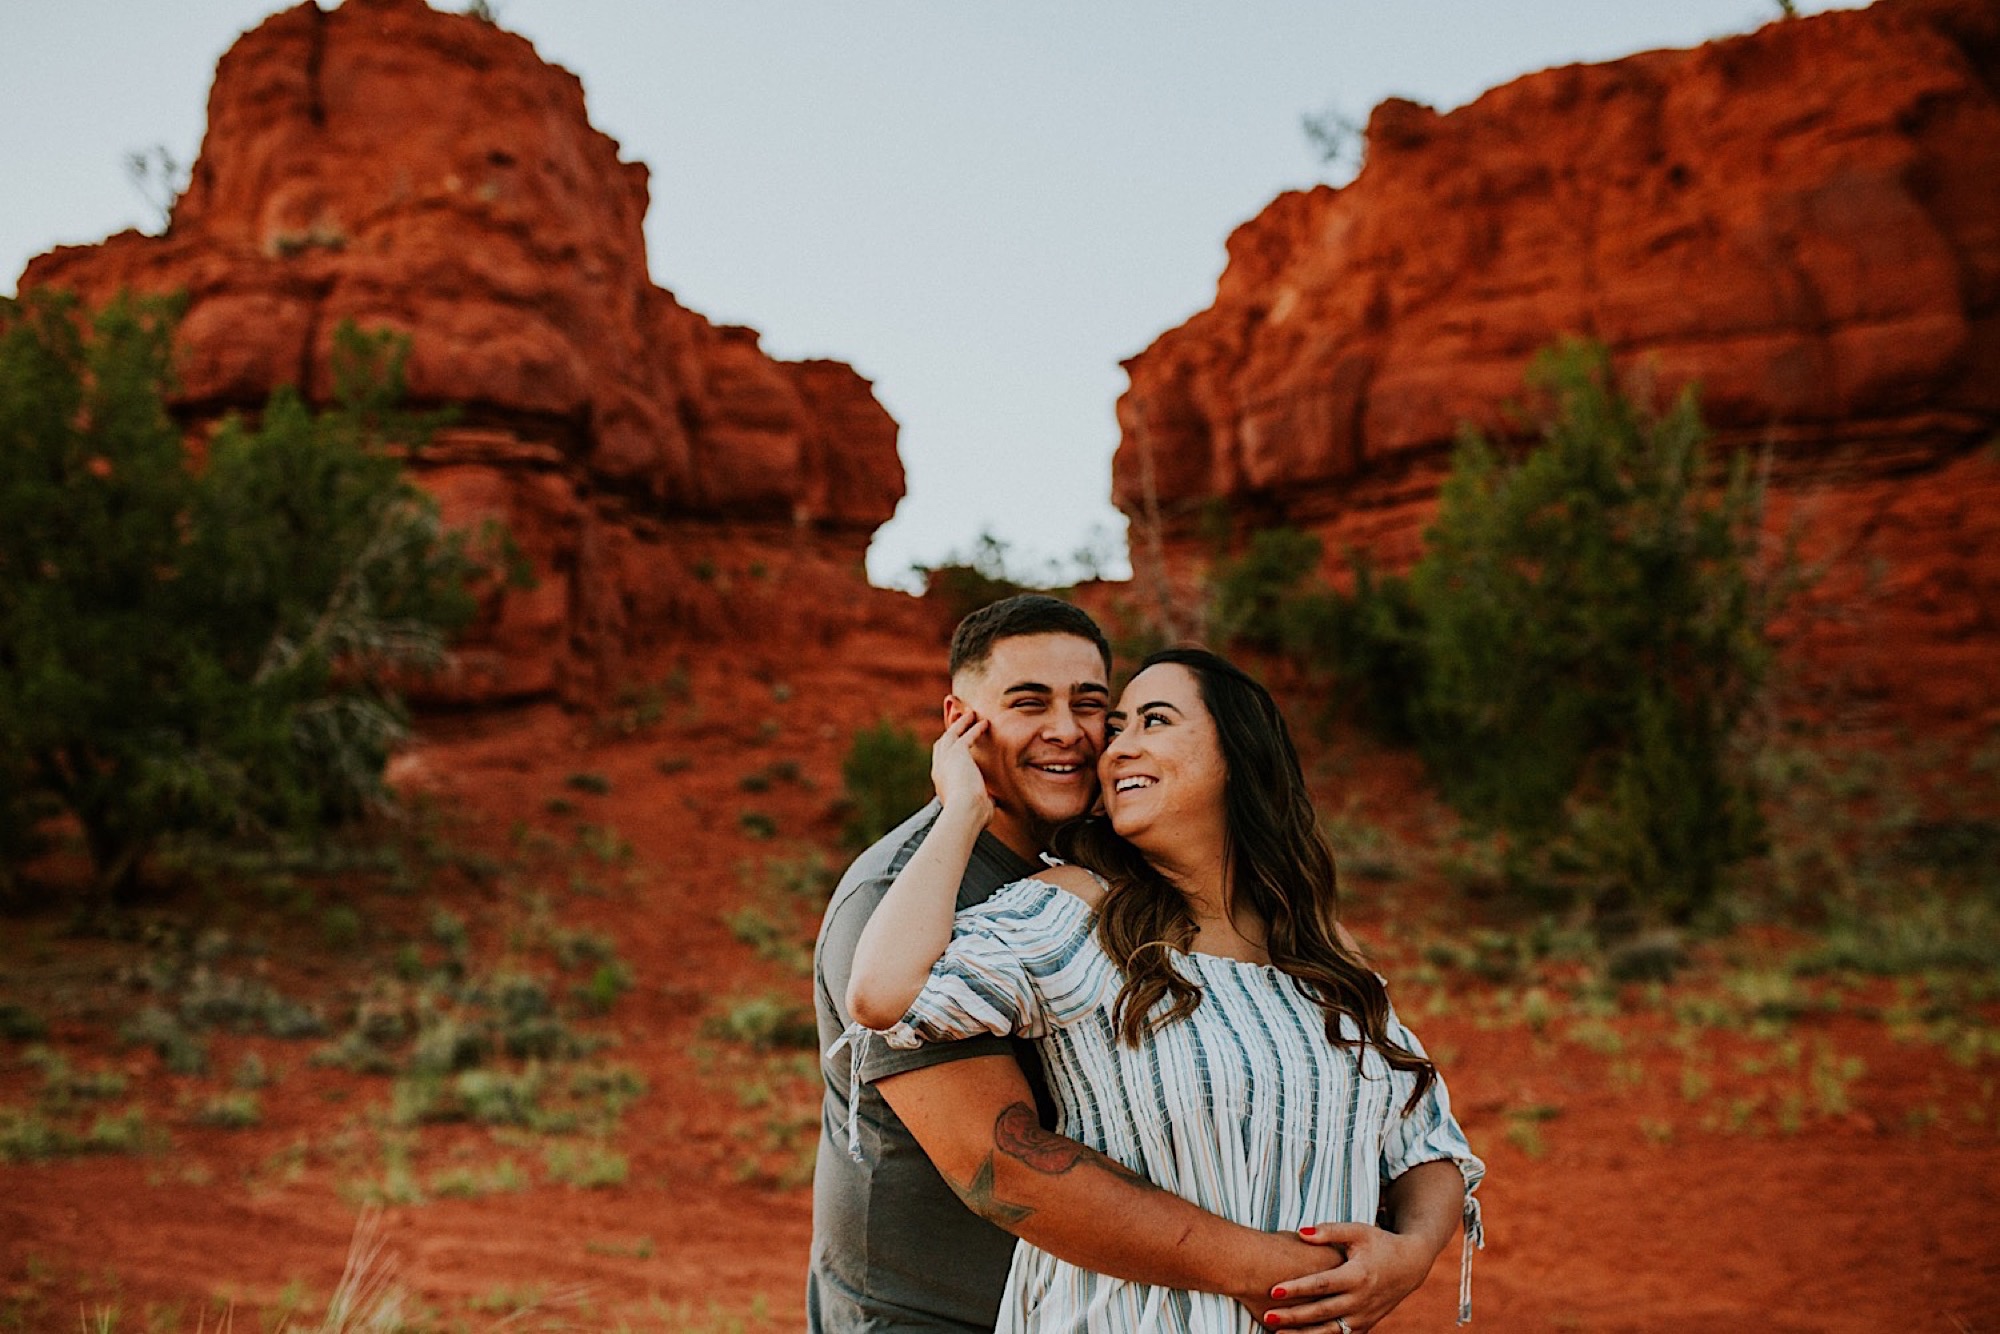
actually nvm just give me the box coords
[810,595,1465,1332]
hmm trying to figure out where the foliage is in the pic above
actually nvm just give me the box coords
[1301,102,1365,181]
[1403,340,1771,921]
[122,145,188,233]
[704,993,819,1049]
[1199,340,1772,924]
[911,531,1041,621]
[839,718,932,850]
[0,290,489,900]
[1203,526,1332,653]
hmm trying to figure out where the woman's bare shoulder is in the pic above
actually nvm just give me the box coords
[1031,862,1108,909]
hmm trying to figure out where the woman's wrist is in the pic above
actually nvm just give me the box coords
[935,794,992,832]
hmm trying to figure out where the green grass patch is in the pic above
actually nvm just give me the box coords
[543,1140,627,1189]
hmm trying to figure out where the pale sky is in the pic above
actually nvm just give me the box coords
[2,0,1863,587]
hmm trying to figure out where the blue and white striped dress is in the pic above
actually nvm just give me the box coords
[878,878,1484,1333]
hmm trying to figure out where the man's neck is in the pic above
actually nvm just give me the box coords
[984,807,1047,864]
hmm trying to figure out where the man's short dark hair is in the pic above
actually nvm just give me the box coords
[948,594,1112,679]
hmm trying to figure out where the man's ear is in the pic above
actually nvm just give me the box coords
[942,693,967,726]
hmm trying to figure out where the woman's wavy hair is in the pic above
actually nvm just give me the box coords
[1052,646,1435,1109]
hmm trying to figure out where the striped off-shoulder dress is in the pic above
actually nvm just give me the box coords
[866,877,1485,1333]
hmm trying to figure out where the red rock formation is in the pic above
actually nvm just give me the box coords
[1115,0,2000,725]
[19,0,911,704]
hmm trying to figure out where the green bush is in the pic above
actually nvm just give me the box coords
[912,532,1039,623]
[190,1091,261,1128]
[1202,531,1423,740]
[1406,339,1769,921]
[704,994,819,1050]
[1204,526,1337,655]
[0,291,490,900]
[840,719,932,850]
[0,1003,46,1042]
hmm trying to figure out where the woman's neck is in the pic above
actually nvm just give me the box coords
[1147,841,1268,964]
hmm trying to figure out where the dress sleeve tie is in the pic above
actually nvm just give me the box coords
[1457,1191,1485,1324]
[825,1022,870,1164]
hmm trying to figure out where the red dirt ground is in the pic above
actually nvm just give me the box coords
[3,650,1996,1331]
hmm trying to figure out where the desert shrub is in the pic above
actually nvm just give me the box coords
[840,719,932,850]
[575,823,631,864]
[26,1049,128,1110]
[574,960,634,1015]
[1320,554,1430,743]
[118,1005,209,1074]
[1190,348,1770,926]
[190,1091,261,1128]
[0,1104,155,1162]
[0,291,490,900]
[1204,526,1339,655]
[1201,530,1426,740]
[543,1140,628,1188]
[759,849,836,901]
[0,1003,47,1042]
[547,927,616,970]
[912,531,1039,622]
[704,994,818,1050]
[1403,339,1770,922]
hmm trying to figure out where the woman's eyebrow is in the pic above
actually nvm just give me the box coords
[1132,700,1182,715]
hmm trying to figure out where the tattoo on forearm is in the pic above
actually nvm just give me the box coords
[994,1102,1085,1173]
[945,1153,1035,1227]
[992,1101,1165,1192]
[947,1101,1171,1232]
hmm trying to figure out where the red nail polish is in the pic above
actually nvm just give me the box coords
[1263,1316,1280,1328]
[1270,1286,1287,1300]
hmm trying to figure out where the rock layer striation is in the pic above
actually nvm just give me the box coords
[1115,0,2000,724]
[21,0,909,703]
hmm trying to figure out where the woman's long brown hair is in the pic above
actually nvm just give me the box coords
[1053,646,1435,1111]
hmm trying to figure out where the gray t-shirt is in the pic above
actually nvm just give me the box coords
[808,801,1043,1332]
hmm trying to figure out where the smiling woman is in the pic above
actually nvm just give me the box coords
[1096,667,1229,872]
[844,644,1484,1333]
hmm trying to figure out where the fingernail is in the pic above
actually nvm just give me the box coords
[1297,1225,1314,1237]
[1270,1286,1287,1300]
[1263,1316,1280,1328]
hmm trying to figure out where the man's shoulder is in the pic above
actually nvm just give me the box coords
[816,803,942,983]
[832,802,943,900]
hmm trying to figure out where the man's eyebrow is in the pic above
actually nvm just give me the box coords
[1073,682,1110,696]
[1002,681,1054,697]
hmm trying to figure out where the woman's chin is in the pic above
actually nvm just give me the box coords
[1105,811,1146,842]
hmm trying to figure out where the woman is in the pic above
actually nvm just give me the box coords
[845,647,1483,1333]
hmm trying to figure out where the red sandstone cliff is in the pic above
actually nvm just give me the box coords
[1117,0,2000,723]
[19,0,910,704]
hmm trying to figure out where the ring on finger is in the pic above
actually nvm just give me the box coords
[1334,1320,1352,1334]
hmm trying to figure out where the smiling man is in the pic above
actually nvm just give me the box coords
[808,595,1448,1333]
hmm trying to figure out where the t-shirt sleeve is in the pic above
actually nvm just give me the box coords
[816,870,1015,1085]
[879,879,1096,1049]
[1380,1004,1485,1194]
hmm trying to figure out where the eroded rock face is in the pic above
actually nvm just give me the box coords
[1116,0,2000,725]
[20,0,909,704]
